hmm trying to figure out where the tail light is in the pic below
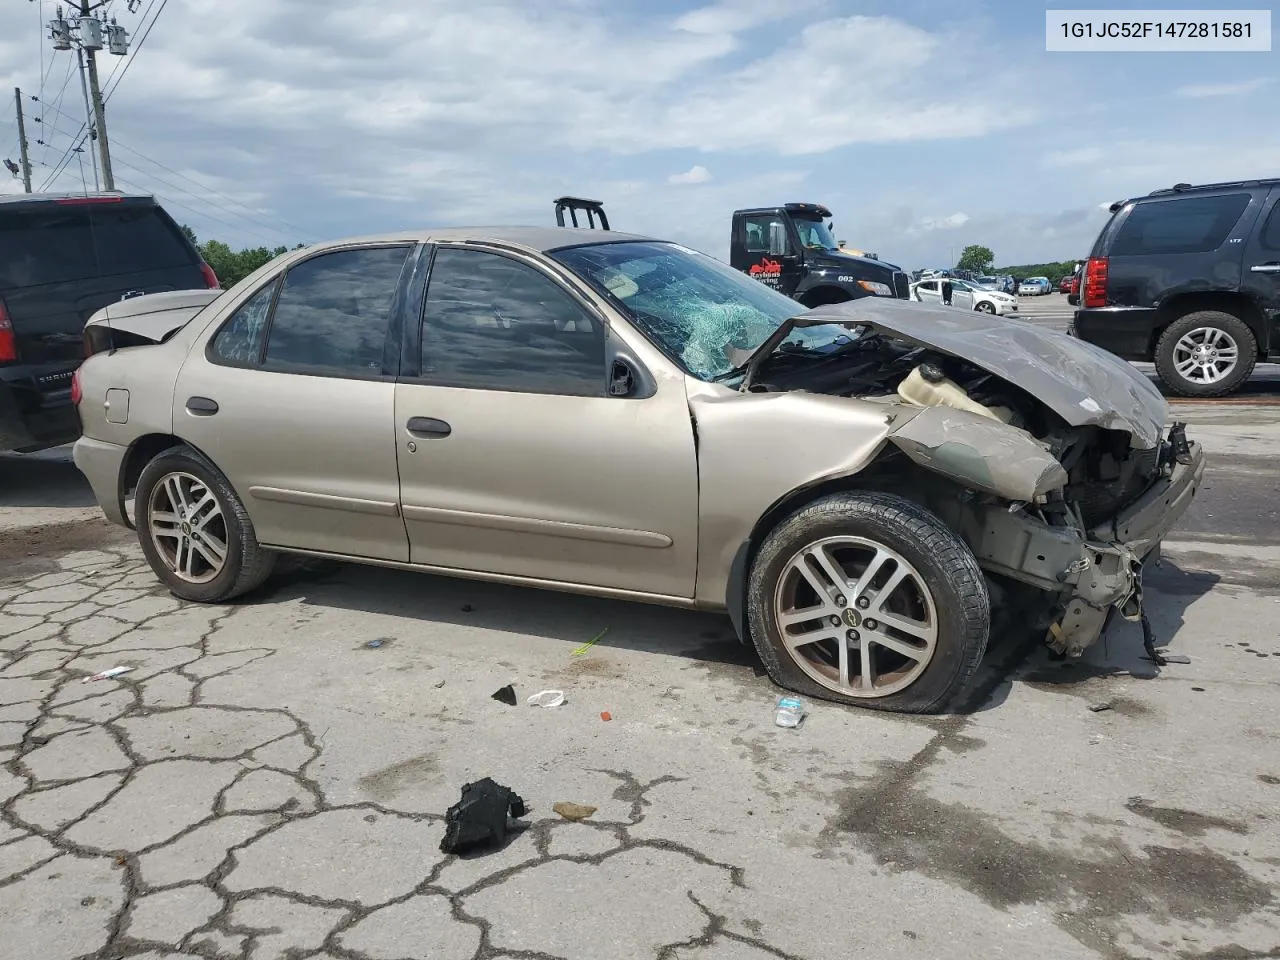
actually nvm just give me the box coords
[0,301,16,363]
[1083,257,1108,308]
[71,367,83,406]
[199,262,221,289]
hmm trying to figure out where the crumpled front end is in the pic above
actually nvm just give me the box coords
[942,422,1204,658]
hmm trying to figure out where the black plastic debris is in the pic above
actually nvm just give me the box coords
[491,684,517,706]
[439,777,527,854]
[1088,700,1115,713]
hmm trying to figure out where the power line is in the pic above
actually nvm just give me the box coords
[104,0,168,102]
[111,139,318,241]
[100,0,154,95]
[112,173,295,248]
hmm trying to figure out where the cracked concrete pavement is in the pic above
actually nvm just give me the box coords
[2,392,1280,960]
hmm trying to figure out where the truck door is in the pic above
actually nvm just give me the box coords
[1241,185,1280,356]
[733,212,804,297]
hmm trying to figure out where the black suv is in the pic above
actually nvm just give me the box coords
[0,192,218,452]
[1071,178,1280,397]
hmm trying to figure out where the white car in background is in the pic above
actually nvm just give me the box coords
[1018,276,1052,296]
[910,278,1019,315]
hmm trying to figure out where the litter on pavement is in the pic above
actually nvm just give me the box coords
[599,711,612,721]
[83,667,131,683]
[527,690,566,707]
[491,684,517,706]
[775,696,805,727]
[552,801,597,821]
[439,777,527,855]
[572,627,609,656]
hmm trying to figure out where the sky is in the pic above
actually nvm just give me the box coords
[1,0,1276,271]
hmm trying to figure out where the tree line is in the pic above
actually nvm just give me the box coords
[955,244,1079,282]
[179,225,305,288]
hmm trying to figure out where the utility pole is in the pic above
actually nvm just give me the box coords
[13,88,33,193]
[48,4,129,193]
[75,49,100,190]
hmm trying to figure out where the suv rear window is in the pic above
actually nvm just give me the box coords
[0,202,194,289]
[1110,193,1251,257]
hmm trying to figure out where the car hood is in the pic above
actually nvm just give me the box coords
[734,298,1166,448]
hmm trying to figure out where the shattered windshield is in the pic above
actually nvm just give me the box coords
[793,217,837,251]
[552,241,845,381]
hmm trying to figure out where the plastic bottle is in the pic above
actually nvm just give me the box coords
[774,696,805,728]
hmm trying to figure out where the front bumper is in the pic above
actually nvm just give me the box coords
[72,436,130,528]
[962,432,1205,655]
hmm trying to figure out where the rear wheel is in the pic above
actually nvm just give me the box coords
[135,446,277,602]
[746,492,990,714]
[1154,310,1256,398]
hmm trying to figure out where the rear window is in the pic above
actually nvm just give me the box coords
[1110,193,1251,257]
[0,202,194,289]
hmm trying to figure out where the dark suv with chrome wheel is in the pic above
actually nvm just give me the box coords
[1071,179,1280,397]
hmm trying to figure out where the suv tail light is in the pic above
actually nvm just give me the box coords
[71,367,83,407]
[1083,257,1108,308]
[199,262,220,289]
[0,301,16,364]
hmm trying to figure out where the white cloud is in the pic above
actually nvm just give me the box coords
[1043,147,1104,168]
[917,212,970,231]
[668,165,712,185]
[674,0,822,35]
[1176,78,1270,98]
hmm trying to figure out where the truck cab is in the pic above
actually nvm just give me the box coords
[729,203,909,305]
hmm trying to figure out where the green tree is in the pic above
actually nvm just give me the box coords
[956,244,995,274]
[180,224,299,287]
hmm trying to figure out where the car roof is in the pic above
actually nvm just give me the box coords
[301,225,657,255]
[0,190,156,207]
[1109,178,1280,212]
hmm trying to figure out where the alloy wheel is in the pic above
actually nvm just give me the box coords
[147,472,228,584]
[772,536,938,698]
[1172,326,1238,385]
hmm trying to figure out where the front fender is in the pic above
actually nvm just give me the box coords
[691,389,910,608]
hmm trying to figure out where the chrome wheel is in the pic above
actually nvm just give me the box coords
[147,472,228,584]
[1173,326,1238,385]
[976,301,996,313]
[772,536,938,698]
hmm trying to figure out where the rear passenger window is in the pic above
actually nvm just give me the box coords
[1111,193,1251,256]
[261,246,411,377]
[0,209,97,287]
[210,280,278,366]
[1259,202,1280,251]
[92,206,195,276]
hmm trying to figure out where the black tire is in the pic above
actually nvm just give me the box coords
[1154,310,1257,398]
[134,445,277,602]
[746,492,990,714]
[975,301,996,314]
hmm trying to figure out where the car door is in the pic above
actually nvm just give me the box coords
[174,243,415,561]
[737,213,806,298]
[393,244,699,598]
[1242,185,1280,358]
[951,282,975,309]
[915,280,939,303]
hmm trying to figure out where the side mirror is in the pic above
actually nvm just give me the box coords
[609,359,635,397]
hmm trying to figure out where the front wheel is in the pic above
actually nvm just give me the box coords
[1154,310,1257,398]
[975,301,996,314]
[135,446,277,602]
[746,492,990,714]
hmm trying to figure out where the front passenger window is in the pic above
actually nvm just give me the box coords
[419,248,605,396]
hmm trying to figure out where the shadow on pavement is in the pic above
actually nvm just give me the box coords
[0,447,97,509]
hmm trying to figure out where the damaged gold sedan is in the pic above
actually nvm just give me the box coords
[72,228,1204,713]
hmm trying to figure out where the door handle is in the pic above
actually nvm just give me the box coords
[406,416,451,438]
[186,396,219,416]
[1249,263,1280,273]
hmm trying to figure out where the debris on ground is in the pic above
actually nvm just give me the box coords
[491,685,517,706]
[363,638,389,650]
[1161,654,1192,665]
[527,690,566,708]
[439,778,527,855]
[572,627,609,657]
[461,604,474,612]
[83,667,131,683]
[552,801,597,821]
[775,696,805,728]
[434,679,447,689]
[1088,700,1115,713]
[600,711,612,722]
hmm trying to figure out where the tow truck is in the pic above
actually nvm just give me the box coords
[553,197,909,306]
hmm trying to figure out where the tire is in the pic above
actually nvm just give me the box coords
[1154,310,1257,398]
[134,445,277,602]
[975,301,996,314]
[746,492,990,714]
